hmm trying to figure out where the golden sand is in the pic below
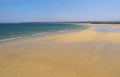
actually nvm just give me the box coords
[0,24,120,77]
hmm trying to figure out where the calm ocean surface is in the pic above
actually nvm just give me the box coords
[0,23,88,41]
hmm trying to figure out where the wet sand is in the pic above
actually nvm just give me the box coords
[0,24,120,77]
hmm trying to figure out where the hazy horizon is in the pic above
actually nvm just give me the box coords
[0,0,120,23]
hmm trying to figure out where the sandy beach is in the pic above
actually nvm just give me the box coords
[0,24,120,77]
[47,24,120,43]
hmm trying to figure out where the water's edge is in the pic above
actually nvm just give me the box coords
[0,24,89,43]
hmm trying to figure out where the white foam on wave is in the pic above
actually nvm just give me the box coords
[0,32,51,42]
[31,32,49,36]
[0,37,23,42]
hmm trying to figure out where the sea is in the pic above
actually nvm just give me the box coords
[0,23,88,42]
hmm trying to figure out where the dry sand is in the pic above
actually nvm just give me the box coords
[0,24,120,77]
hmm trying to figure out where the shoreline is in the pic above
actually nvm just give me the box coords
[1,23,120,44]
[46,24,120,44]
[0,23,89,44]
[0,23,120,45]
[0,24,120,45]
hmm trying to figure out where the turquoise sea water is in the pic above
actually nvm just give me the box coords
[0,23,88,41]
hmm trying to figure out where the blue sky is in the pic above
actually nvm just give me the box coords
[0,0,120,23]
